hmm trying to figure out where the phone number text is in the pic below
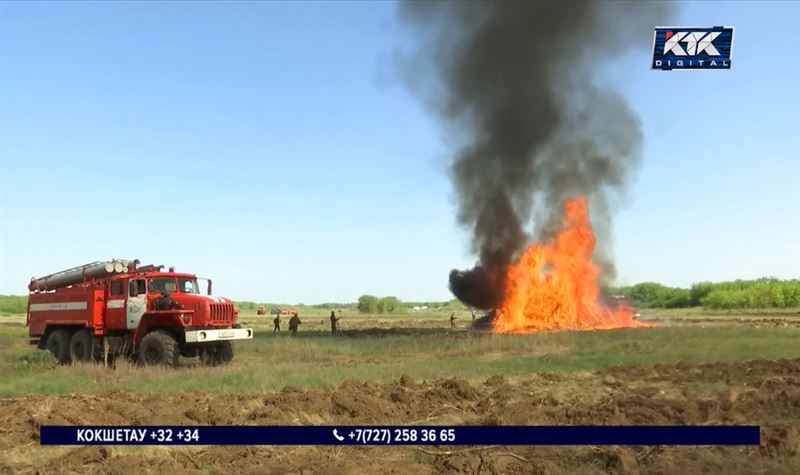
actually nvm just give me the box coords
[350,428,456,445]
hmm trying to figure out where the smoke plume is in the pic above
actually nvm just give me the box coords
[399,2,671,309]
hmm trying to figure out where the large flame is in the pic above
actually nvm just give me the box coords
[492,196,652,333]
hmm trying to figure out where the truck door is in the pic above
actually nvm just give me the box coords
[105,278,128,330]
[127,278,147,330]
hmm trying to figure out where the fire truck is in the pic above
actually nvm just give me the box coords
[26,259,253,366]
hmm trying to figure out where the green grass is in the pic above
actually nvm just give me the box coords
[642,306,800,318]
[1,319,798,397]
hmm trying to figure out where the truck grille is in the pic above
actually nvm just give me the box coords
[210,303,234,322]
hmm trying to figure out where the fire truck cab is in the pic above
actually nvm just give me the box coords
[26,259,253,366]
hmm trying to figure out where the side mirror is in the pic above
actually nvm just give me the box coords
[129,280,139,297]
[207,280,213,295]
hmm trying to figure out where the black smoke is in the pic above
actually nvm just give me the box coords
[399,2,671,309]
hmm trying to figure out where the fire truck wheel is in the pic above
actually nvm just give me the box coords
[217,341,234,364]
[46,328,72,365]
[199,342,234,366]
[69,329,96,363]
[198,347,213,366]
[138,330,179,367]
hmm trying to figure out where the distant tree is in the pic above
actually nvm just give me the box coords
[357,295,379,314]
[377,296,402,313]
[689,282,714,306]
[771,285,786,308]
[628,282,669,307]
[664,288,692,308]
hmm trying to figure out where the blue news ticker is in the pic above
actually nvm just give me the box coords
[40,425,761,446]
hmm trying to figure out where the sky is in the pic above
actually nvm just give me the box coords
[1,1,798,303]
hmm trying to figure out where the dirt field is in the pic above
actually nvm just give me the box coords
[1,310,799,474]
[1,357,798,474]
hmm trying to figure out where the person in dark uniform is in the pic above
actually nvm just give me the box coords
[450,312,457,328]
[330,310,341,334]
[289,312,301,335]
[273,313,281,333]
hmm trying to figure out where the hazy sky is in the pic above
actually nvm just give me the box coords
[1,1,798,303]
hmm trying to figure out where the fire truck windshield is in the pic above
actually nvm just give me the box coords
[177,277,200,294]
[148,277,177,294]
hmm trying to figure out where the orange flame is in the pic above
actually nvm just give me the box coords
[492,196,652,333]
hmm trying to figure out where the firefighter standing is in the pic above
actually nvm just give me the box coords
[330,310,341,334]
[450,312,457,328]
[289,312,301,335]
[273,312,281,333]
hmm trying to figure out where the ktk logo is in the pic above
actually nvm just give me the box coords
[652,27,734,71]
[663,31,721,56]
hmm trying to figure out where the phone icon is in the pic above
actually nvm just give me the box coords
[332,429,345,441]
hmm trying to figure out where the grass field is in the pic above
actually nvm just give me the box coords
[2,308,799,397]
[2,308,799,474]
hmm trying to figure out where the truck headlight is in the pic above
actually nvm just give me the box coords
[198,331,206,341]
[182,314,191,324]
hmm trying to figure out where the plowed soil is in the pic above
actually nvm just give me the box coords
[1,358,798,474]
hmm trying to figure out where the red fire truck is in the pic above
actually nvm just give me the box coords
[26,259,253,366]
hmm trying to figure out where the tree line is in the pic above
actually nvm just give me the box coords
[0,295,27,315]
[2,278,798,315]
[608,278,800,310]
[357,295,403,314]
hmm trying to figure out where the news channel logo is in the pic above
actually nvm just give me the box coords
[652,27,734,71]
